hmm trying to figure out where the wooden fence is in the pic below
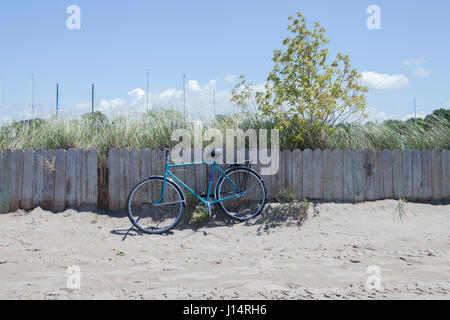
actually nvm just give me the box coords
[0,148,449,213]
[0,149,98,214]
[107,148,450,211]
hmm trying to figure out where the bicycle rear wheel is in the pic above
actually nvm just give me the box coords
[215,167,266,221]
[127,176,185,234]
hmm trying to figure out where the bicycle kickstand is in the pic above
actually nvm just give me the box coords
[207,203,216,219]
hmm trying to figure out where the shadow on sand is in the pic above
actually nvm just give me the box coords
[104,200,318,240]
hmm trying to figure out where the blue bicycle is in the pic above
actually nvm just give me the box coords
[126,149,266,234]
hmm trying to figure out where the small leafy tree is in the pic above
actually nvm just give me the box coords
[232,12,368,147]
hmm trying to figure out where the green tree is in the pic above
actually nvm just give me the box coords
[232,12,368,147]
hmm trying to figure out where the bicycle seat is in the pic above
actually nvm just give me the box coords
[210,148,222,158]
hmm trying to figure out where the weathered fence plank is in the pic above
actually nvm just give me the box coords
[281,150,291,195]
[292,149,302,199]
[118,149,129,210]
[392,150,403,199]
[195,148,206,194]
[65,149,76,207]
[86,149,98,206]
[442,150,450,201]
[353,150,364,202]
[312,149,323,200]
[140,149,151,181]
[0,150,12,214]
[42,150,55,209]
[0,150,2,212]
[107,149,119,211]
[382,150,393,199]
[11,150,24,211]
[343,150,353,201]
[302,149,313,199]
[32,149,44,208]
[271,150,282,199]
[412,150,422,200]
[374,150,383,200]
[332,150,343,201]
[21,149,34,210]
[363,150,375,201]
[80,149,89,207]
[323,149,333,201]
[431,150,442,201]
[54,149,66,210]
[402,150,413,200]
[421,150,432,201]
[184,149,196,198]
[75,149,84,207]
[0,150,2,213]
[128,149,141,206]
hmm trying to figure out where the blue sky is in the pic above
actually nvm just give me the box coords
[0,0,449,122]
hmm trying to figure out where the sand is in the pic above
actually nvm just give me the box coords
[0,200,449,300]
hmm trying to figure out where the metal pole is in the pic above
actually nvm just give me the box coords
[146,69,149,112]
[56,83,59,116]
[183,74,186,120]
[91,84,94,113]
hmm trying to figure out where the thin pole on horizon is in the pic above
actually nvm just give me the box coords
[31,73,35,119]
[91,84,95,114]
[56,83,59,116]
[146,69,149,112]
[183,74,186,120]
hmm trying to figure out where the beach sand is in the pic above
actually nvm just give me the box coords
[0,200,449,300]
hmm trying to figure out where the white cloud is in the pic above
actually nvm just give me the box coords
[414,67,432,78]
[224,74,238,83]
[366,107,429,123]
[403,57,427,66]
[98,98,127,112]
[80,79,244,120]
[401,111,428,121]
[187,80,201,91]
[361,71,409,90]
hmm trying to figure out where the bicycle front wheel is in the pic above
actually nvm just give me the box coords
[215,167,266,221]
[127,176,185,234]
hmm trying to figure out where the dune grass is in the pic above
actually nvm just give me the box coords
[0,108,448,158]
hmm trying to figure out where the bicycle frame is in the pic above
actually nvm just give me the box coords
[155,159,243,207]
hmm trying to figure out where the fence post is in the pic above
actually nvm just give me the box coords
[22,149,34,210]
[108,149,119,211]
[412,150,422,201]
[0,150,12,214]
[312,149,323,200]
[402,150,413,200]
[65,149,76,207]
[353,150,364,202]
[443,150,450,201]
[86,149,98,207]
[54,149,66,210]
[42,150,55,209]
[382,149,393,199]
[392,149,403,199]
[363,150,375,201]
[431,150,442,201]
[343,150,353,201]
[421,150,432,201]
[292,149,302,199]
